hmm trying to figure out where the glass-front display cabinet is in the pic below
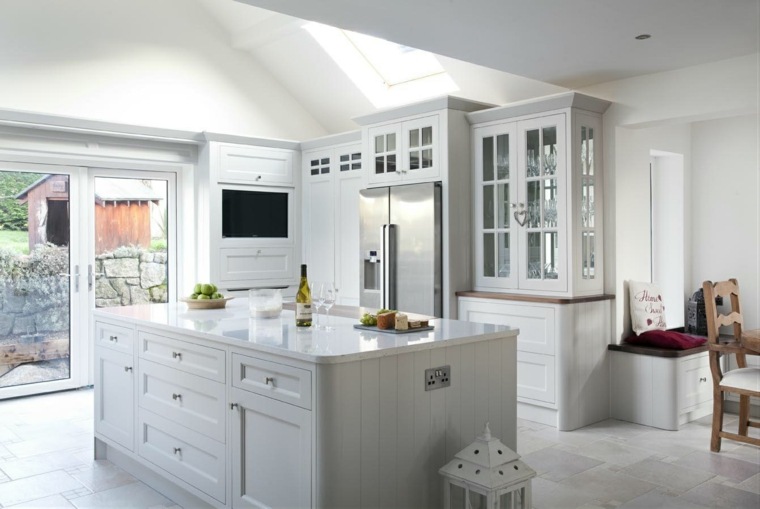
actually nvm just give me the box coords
[471,94,608,296]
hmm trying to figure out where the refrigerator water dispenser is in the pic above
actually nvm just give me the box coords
[363,250,380,291]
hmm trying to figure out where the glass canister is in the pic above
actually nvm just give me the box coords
[248,288,283,318]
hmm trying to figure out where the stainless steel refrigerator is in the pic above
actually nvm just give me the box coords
[359,182,442,317]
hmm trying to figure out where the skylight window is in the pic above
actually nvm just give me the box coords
[303,23,458,108]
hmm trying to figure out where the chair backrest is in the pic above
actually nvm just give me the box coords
[702,279,743,344]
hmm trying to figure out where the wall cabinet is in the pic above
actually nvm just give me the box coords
[458,294,612,430]
[301,133,363,305]
[469,93,608,297]
[367,115,439,186]
[198,135,300,293]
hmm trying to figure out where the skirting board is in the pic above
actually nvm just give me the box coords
[517,401,557,428]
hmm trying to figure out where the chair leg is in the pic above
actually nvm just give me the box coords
[711,388,724,452]
[739,395,750,436]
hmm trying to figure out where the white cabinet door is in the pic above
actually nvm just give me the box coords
[366,124,401,186]
[231,388,311,509]
[473,123,518,290]
[516,114,567,292]
[303,148,336,283]
[334,147,362,305]
[218,144,294,187]
[94,347,134,451]
[401,115,439,181]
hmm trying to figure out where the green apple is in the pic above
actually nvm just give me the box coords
[193,283,202,294]
[201,283,214,296]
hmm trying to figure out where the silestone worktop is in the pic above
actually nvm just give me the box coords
[93,299,518,364]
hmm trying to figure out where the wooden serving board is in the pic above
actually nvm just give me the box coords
[353,324,434,335]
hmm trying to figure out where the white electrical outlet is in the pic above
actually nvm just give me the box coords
[424,365,451,391]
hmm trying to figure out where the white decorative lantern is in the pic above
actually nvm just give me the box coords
[439,423,536,509]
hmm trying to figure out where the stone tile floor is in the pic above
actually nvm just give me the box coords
[0,388,757,508]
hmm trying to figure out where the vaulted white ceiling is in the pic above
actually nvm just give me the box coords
[194,0,758,133]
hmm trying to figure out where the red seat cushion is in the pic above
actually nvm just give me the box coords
[625,330,707,350]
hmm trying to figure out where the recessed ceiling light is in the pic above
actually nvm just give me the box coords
[635,34,651,40]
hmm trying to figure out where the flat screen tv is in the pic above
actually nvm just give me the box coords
[222,189,288,238]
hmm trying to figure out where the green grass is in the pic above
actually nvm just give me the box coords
[0,230,29,254]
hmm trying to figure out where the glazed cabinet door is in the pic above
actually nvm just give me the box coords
[517,114,567,292]
[230,387,312,509]
[473,123,518,290]
[94,347,134,451]
[367,124,401,186]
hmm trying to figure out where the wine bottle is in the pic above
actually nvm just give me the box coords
[295,264,312,327]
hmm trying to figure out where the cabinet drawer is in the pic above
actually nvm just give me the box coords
[232,353,312,410]
[95,321,134,354]
[139,331,225,382]
[138,410,225,504]
[138,360,226,442]
[458,299,555,355]
[517,351,556,405]
[218,144,293,186]
[219,247,294,283]
[679,354,712,411]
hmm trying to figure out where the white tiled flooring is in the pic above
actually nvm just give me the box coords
[0,389,758,508]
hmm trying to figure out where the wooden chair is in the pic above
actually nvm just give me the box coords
[702,279,760,451]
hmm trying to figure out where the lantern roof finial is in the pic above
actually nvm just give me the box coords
[482,422,492,440]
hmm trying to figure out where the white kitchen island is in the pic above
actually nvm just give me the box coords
[93,299,518,509]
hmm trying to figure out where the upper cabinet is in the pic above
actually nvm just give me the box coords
[469,93,609,297]
[217,144,294,187]
[367,115,439,185]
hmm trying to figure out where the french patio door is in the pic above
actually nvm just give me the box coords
[0,164,176,399]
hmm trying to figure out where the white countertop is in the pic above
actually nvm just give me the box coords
[93,299,518,364]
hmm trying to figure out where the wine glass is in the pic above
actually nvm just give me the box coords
[310,281,324,329]
[321,282,337,331]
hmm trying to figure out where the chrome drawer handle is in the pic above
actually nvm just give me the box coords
[109,335,118,342]
[173,447,181,455]
[230,402,239,410]
[699,377,707,383]
[124,366,132,373]
[172,352,182,360]
[265,377,275,386]
[172,393,182,401]
[256,175,262,181]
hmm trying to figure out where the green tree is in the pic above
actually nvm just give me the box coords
[0,172,42,230]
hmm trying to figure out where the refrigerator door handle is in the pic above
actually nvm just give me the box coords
[380,224,387,309]
[386,224,397,311]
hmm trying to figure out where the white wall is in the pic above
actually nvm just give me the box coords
[0,0,327,140]
[581,54,758,341]
[690,114,759,331]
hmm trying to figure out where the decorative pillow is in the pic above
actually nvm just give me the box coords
[625,330,707,350]
[628,281,667,334]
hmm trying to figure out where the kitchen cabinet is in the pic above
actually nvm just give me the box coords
[229,350,314,506]
[609,345,712,430]
[94,320,135,452]
[367,115,439,185]
[469,93,609,297]
[301,132,362,305]
[355,97,494,318]
[94,301,518,509]
[458,293,613,430]
[197,134,301,293]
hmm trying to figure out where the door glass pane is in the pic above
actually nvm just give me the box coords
[421,126,433,146]
[483,233,495,277]
[387,133,396,152]
[387,154,396,173]
[410,150,420,170]
[409,129,420,148]
[497,184,509,229]
[375,156,384,174]
[543,126,557,176]
[581,126,588,176]
[483,185,494,229]
[544,231,559,279]
[526,129,540,177]
[94,177,168,308]
[583,231,596,279]
[422,149,433,168]
[543,178,558,228]
[585,179,595,228]
[375,135,384,153]
[527,181,541,228]
[587,127,595,176]
[527,232,541,279]
[0,171,71,388]
[482,137,494,182]
[496,134,509,180]
[498,232,510,277]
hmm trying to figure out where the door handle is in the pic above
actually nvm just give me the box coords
[59,265,80,292]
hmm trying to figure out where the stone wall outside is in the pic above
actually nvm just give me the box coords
[95,247,168,307]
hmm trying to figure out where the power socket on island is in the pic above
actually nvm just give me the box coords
[424,365,451,391]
